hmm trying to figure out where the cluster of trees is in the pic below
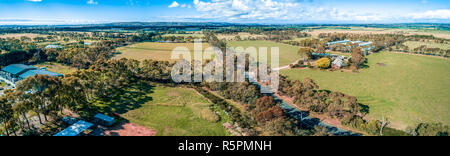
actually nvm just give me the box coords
[203,31,227,53]
[277,76,390,135]
[0,38,38,52]
[320,32,450,57]
[392,44,449,57]
[158,35,205,43]
[320,33,407,52]
[341,116,384,135]
[193,86,256,135]
[279,77,360,119]
[0,50,37,67]
[298,38,327,49]
[351,47,366,69]
[407,123,449,136]
[0,58,173,135]
[261,30,310,42]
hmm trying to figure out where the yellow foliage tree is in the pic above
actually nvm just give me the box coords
[316,58,331,69]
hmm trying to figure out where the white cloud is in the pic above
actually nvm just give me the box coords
[169,1,191,8]
[27,0,42,2]
[169,1,180,8]
[192,0,302,21]
[87,0,98,5]
[191,0,387,22]
[411,9,450,19]
[189,0,450,23]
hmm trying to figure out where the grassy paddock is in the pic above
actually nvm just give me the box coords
[281,52,450,130]
[114,42,214,61]
[92,82,228,136]
[228,40,302,67]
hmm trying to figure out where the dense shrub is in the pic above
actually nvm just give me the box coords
[409,123,449,136]
[316,58,331,69]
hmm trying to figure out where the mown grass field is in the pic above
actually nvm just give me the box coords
[227,40,302,67]
[403,41,450,50]
[93,82,228,136]
[114,42,213,61]
[281,52,450,130]
[35,62,78,75]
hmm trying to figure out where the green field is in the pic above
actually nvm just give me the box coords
[93,82,228,136]
[403,41,450,50]
[228,40,302,66]
[115,42,213,61]
[281,52,450,130]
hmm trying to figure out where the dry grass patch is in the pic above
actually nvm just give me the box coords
[114,42,214,62]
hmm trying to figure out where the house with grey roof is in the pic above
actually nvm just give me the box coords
[332,56,347,69]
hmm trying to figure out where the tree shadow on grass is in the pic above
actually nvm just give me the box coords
[359,58,371,69]
[359,103,370,115]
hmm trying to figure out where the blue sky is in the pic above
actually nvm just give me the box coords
[0,0,449,25]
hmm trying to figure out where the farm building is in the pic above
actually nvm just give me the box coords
[327,40,351,45]
[54,120,94,136]
[332,56,347,69]
[0,64,63,84]
[312,52,330,59]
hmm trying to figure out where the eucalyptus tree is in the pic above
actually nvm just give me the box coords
[0,97,14,136]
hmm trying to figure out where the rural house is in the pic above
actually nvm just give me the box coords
[332,56,347,69]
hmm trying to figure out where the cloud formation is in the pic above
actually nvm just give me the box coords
[87,0,98,5]
[411,9,450,19]
[169,1,180,8]
[189,0,450,23]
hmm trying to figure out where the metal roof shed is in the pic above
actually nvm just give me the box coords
[54,120,94,136]
[94,113,115,126]
[1,64,36,75]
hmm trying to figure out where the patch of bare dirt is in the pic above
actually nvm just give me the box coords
[104,122,157,136]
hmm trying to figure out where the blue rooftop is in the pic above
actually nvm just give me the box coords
[19,69,63,79]
[1,64,36,75]
[94,113,115,123]
[45,45,63,49]
[54,120,94,136]
[360,42,374,46]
